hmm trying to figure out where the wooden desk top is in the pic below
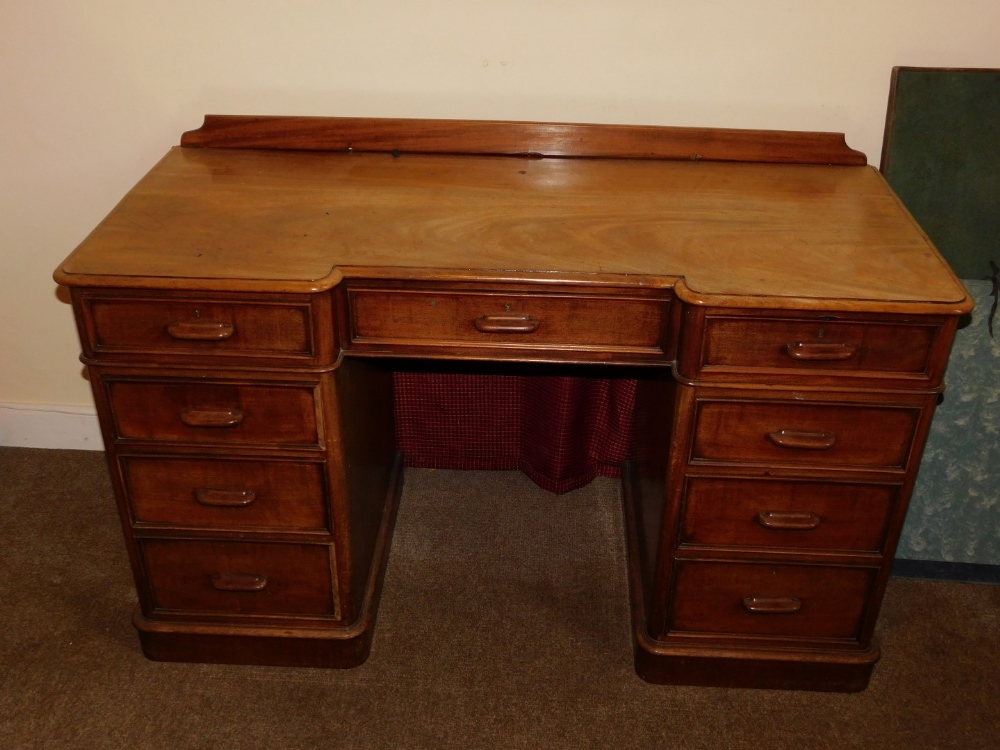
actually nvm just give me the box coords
[55,120,972,314]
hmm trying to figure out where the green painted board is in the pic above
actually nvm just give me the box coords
[881,67,1000,280]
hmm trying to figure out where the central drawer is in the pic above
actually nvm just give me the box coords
[347,286,669,360]
[140,539,339,618]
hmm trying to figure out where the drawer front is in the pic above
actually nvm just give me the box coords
[82,295,315,359]
[694,312,945,383]
[141,539,338,617]
[670,561,875,640]
[348,288,667,357]
[108,380,320,448]
[122,457,328,531]
[691,399,921,470]
[681,477,897,553]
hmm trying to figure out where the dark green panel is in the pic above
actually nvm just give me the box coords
[882,68,1000,280]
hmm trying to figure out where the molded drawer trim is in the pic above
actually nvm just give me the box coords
[690,397,922,471]
[669,560,876,641]
[121,456,330,532]
[141,539,340,619]
[105,378,322,449]
[347,286,669,359]
[82,294,316,359]
[679,476,899,554]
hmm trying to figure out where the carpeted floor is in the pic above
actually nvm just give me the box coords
[1,447,998,749]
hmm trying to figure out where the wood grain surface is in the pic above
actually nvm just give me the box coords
[180,115,868,165]
[56,146,970,312]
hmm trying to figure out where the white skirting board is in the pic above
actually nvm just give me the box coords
[0,403,104,451]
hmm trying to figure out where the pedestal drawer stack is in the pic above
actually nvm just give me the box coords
[71,288,399,667]
[629,304,959,691]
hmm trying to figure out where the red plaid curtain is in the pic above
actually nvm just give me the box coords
[394,373,637,494]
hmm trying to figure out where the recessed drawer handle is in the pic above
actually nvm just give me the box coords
[473,314,540,334]
[180,408,245,428]
[742,596,802,614]
[768,429,836,450]
[785,341,858,361]
[757,510,822,530]
[167,320,235,340]
[211,572,268,592]
[194,488,257,507]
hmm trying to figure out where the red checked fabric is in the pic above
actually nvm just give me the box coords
[394,373,637,494]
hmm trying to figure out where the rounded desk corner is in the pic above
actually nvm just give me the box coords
[52,263,81,288]
[52,267,68,287]
[311,266,345,292]
[671,278,704,306]
[952,289,976,317]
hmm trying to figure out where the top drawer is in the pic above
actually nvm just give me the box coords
[74,290,334,364]
[678,308,956,387]
[346,283,670,363]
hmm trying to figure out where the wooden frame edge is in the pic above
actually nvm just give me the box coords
[181,115,868,166]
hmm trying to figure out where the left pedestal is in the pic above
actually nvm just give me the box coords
[71,288,400,668]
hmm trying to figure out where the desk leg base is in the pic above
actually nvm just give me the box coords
[132,453,405,669]
[134,615,378,669]
[621,463,879,692]
[630,636,879,692]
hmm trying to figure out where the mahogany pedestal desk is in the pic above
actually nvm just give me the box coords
[54,117,972,691]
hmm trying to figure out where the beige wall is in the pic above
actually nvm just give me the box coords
[2,1,999,408]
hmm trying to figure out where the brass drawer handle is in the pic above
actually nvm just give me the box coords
[757,510,822,530]
[211,572,268,592]
[167,320,235,340]
[768,429,836,450]
[194,489,257,507]
[473,313,540,334]
[742,595,802,614]
[785,341,858,361]
[180,407,245,428]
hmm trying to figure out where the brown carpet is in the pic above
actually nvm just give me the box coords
[1,447,997,749]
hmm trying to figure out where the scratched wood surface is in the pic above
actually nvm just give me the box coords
[56,145,970,312]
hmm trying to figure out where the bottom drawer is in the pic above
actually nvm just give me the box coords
[141,540,338,618]
[670,561,875,640]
